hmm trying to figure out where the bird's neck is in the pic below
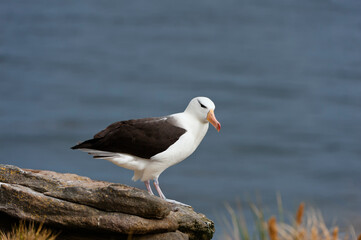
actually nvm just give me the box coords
[183,112,209,140]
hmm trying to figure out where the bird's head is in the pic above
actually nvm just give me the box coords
[185,97,221,132]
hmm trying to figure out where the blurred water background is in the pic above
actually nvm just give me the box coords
[1,0,361,237]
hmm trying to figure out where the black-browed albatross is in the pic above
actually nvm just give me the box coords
[71,96,221,202]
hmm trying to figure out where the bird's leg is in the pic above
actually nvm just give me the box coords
[144,180,154,195]
[153,178,190,207]
[153,178,166,199]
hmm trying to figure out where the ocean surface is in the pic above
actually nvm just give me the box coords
[1,0,361,237]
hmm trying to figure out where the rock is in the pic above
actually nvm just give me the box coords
[135,231,189,240]
[0,165,170,219]
[0,164,214,240]
[175,206,215,240]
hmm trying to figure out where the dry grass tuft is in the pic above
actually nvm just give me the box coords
[0,221,58,240]
[268,216,278,240]
[311,226,319,240]
[222,199,359,240]
[276,204,342,240]
[332,227,339,240]
[295,202,305,227]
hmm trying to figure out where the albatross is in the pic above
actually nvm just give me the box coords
[71,96,221,202]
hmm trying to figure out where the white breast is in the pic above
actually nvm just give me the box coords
[139,112,209,181]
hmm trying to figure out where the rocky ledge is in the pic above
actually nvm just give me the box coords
[0,164,214,240]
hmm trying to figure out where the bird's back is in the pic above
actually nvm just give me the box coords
[71,116,186,159]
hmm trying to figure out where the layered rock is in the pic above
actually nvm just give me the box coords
[0,164,214,240]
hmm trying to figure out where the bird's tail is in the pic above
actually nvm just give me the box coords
[71,138,100,150]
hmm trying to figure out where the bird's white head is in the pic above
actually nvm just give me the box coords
[185,97,221,132]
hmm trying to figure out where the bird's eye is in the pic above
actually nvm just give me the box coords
[197,100,207,109]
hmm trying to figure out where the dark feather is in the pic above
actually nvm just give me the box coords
[71,117,186,159]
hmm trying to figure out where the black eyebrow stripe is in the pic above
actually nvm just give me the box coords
[197,99,207,108]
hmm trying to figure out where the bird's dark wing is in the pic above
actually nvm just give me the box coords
[71,117,186,159]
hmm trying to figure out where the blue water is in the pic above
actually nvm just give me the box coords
[1,0,361,237]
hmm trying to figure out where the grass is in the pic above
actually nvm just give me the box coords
[222,197,361,240]
[0,221,58,240]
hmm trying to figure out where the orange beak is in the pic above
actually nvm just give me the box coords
[207,109,221,132]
